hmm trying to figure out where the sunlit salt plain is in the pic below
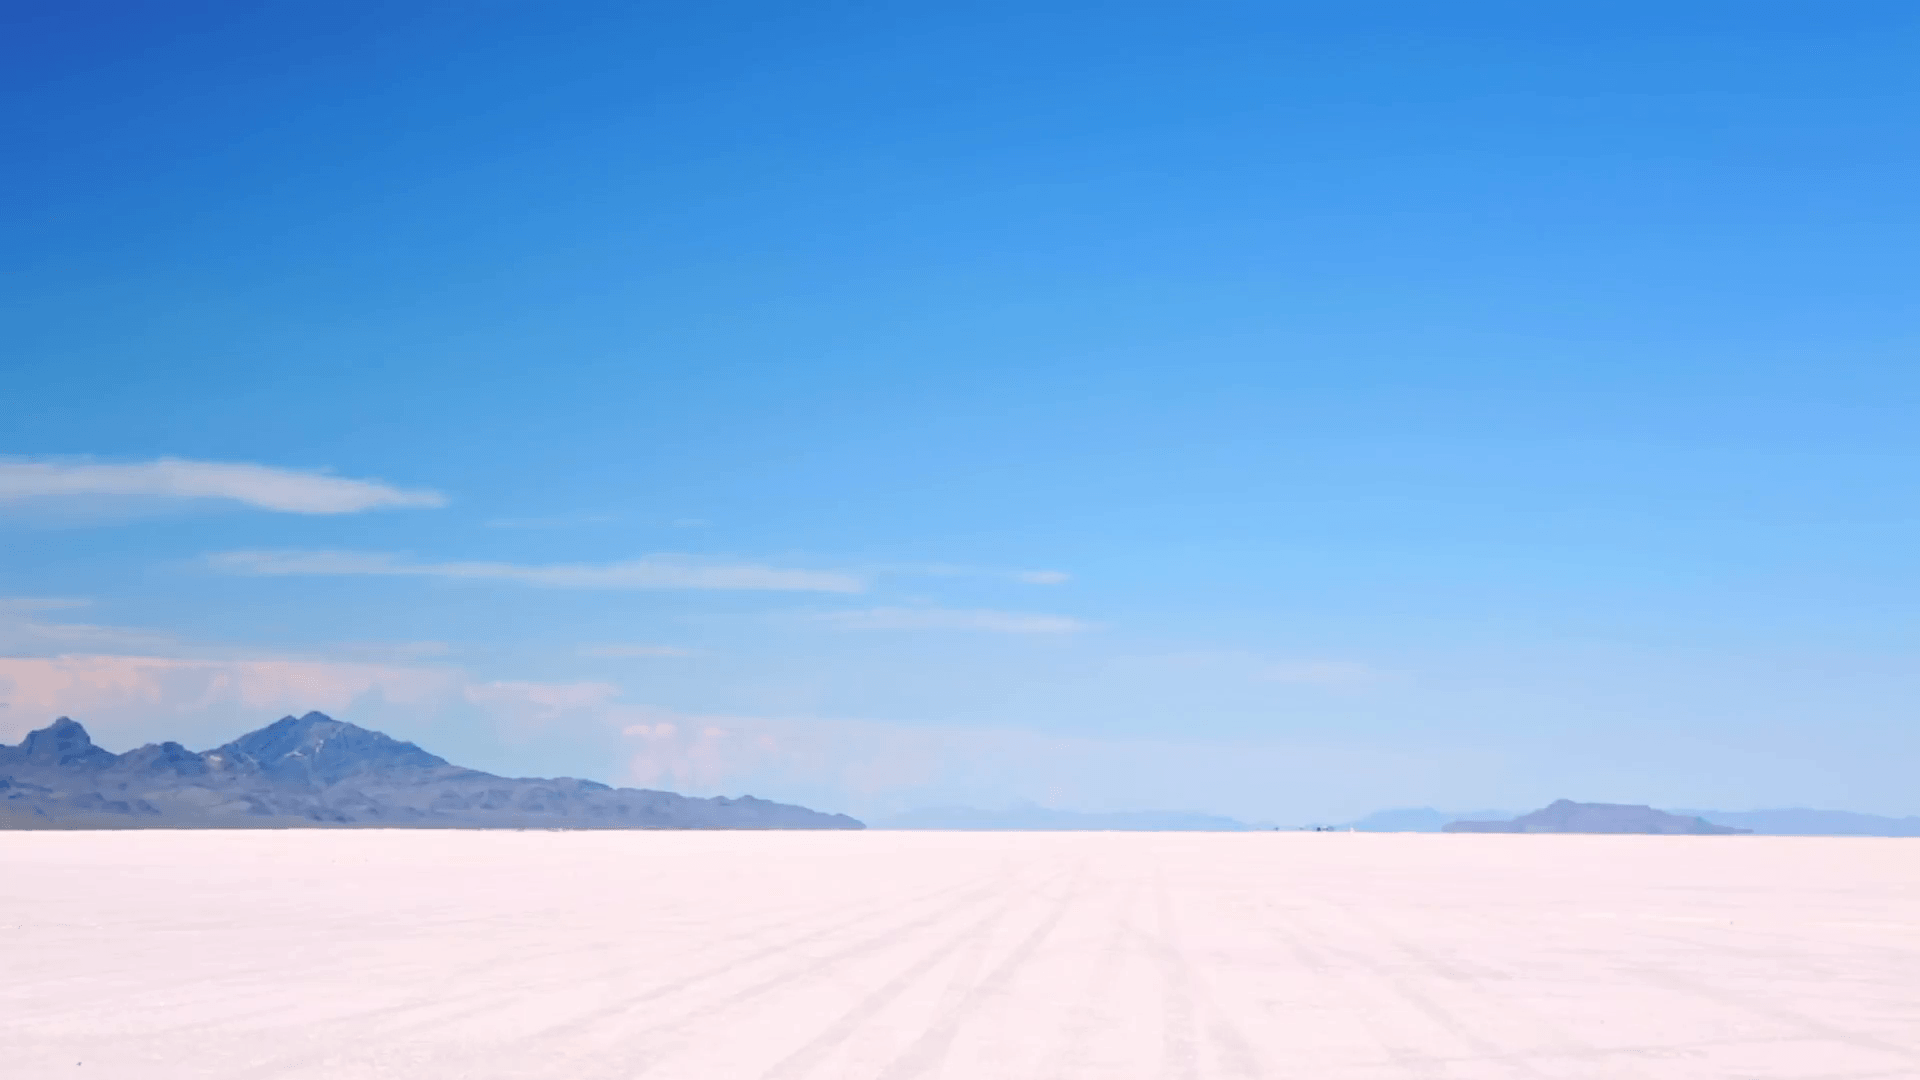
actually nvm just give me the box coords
[3,832,1916,1079]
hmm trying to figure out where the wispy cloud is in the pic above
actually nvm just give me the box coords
[483,514,614,530]
[1256,659,1379,685]
[0,597,182,656]
[604,706,1454,822]
[817,606,1090,634]
[323,641,455,662]
[1140,650,1383,687]
[208,550,866,593]
[0,598,461,669]
[581,644,699,658]
[869,563,1071,585]
[0,598,90,613]
[0,458,443,514]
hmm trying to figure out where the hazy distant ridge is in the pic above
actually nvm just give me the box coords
[1686,808,1920,837]
[1445,800,1746,835]
[1344,808,1514,832]
[873,803,1252,831]
[1342,803,1919,836]
[0,713,862,830]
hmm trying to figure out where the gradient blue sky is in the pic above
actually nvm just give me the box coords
[4,2,1917,822]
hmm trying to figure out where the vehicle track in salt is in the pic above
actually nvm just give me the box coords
[1034,879,1140,1079]
[863,864,1083,1080]
[1138,871,1263,1079]
[541,865,1074,1079]
[224,872,1003,1080]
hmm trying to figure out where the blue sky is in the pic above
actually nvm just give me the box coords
[4,2,1917,821]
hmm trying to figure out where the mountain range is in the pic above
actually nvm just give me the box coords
[9,714,1913,836]
[1350,803,1920,836]
[0,713,862,830]
[1685,808,1920,837]
[872,803,1254,831]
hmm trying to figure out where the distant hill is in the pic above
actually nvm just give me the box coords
[1345,807,1514,832]
[873,803,1251,831]
[1683,808,1920,837]
[0,713,862,830]
[1445,799,1747,835]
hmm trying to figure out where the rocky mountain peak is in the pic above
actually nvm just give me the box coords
[14,717,116,769]
[114,740,208,776]
[215,711,448,785]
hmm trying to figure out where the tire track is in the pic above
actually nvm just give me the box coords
[553,866,1070,1079]
[1323,898,1592,1066]
[756,895,1018,1079]
[1234,892,1447,1079]
[1293,900,1554,1080]
[1626,964,1919,1063]
[868,866,1084,1080]
[1038,879,1138,1079]
[1141,874,1262,1079]
[226,874,994,1080]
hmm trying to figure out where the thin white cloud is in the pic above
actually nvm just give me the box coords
[0,597,91,613]
[1139,650,1382,687]
[208,550,866,593]
[601,706,1443,823]
[0,600,464,671]
[483,514,614,530]
[582,644,699,658]
[817,607,1090,634]
[0,598,182,656]
[463,679,621,713]
[1256,660,1379,685]
[0,458,444,514]
[872,564,1072,586]
[323,641,455,662]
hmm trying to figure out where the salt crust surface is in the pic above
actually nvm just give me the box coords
[3,831,1916,1079]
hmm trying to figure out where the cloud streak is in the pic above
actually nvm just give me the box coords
[1256,659,1379,685]
[0,598,183,656]
[0,458,444,514]
[869,563,1071,586]
[209,551,866,593]
[483,514,615,530]
[817,607,1089,634]
[582,644,700,658]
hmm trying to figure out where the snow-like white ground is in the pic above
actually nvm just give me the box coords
[3,831,1916,1079]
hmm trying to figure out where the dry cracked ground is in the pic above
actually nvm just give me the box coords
[2,831,1915,1079]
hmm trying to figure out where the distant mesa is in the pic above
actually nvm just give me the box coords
[1443,799,1748,835]
[0,713,862,830]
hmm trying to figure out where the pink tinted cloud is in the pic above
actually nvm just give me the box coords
[0,655,461,746]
